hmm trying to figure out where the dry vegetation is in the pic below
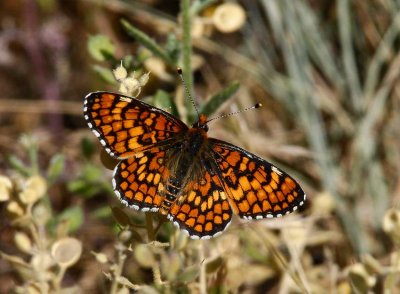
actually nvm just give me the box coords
[1,0,400,293]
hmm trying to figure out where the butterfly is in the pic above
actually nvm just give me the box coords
[83,91,306,239]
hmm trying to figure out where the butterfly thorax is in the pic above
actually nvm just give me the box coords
[159,115,210,215]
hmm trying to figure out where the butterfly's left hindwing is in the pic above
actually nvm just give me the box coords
[84,92,188,159]
[112,147,170,212]
[210,138,306,219]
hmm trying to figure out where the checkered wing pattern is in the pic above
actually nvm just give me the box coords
[167,169,233,239]
[84,92,187,159]
[210,139,306,220]
[112,147,170,212]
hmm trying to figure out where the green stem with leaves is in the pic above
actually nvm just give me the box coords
[181,0,196,123]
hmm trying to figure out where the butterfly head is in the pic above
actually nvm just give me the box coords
[192,114,209,132]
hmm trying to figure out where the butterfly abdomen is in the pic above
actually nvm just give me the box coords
[160,177,181,214]
[159,128,208,215]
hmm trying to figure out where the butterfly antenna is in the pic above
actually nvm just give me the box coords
[206,103,262,124]
[177,68,200,118]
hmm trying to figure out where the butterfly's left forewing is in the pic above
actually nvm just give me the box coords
[209,138,306,219]
[84,92,188,159]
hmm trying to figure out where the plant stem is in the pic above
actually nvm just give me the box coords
[180,0,196,123]
[110,248,127,294]
[53,265,67,292]
[145,212,155,242]
[199,242,207,294]
[145,213,163,287]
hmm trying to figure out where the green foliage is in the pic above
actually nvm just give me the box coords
[121,19,175,67]
[165,33,180,65]
[81,137,96,159]
[190,0,218,15]
[92,64,118,85]
[46,154,65,184]
[50,206,84,234]
[153,90,179,117]
[67,163,112,198]
[199,81,240,117]
[87,34,116,62]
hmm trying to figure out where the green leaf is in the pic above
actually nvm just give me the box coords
[176,265,200,283]
[112,206,132,227]
[90,206,112,219]
[153,90,179,117]
[82,164,103,182]
[57,206,84,233]
[46,154,65,184]
[122,55,134,69]
[92,65,117,85]
[7,155,31,177]
[67,179,101,198]
[199,81,240,116]
[190,0,218,15]
[205,256,223,273]
[120,19,174,66]
[81,137,95,159]
[87,34,115,61]
[165,33,180,65]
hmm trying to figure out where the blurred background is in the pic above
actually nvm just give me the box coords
[1,0,400,293]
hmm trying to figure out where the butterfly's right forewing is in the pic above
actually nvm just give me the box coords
[84,92,188,159]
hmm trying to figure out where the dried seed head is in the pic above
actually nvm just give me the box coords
[312,191,335,215]
[14,232,32,254]
[281,223,308,252]
[116,286,130,294]
[113,63,128,81]
[0,176,12,202]
[122,77,140,94]
[19,176,47,205]
[144,57,172,82]
[118,229,132,243]
[7,201,24,216]
[51,237,82,267]
[31,252,54,273]
[134,244,156,268]
[32,203,51,226]
[138,72,150,86]
[212,3,246,33]
[347,263,376,292]
[382,208,400,243]
[191,17,205,38]
[91,251,109,264]
[119,83,129,95]
[20,283,50,294]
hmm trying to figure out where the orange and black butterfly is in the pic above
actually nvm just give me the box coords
[84,90,306,239]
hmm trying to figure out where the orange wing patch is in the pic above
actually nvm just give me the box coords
[84,92,187,159]
[210,139,306,220]
[167,171,233,239]
[112,147,170,212]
